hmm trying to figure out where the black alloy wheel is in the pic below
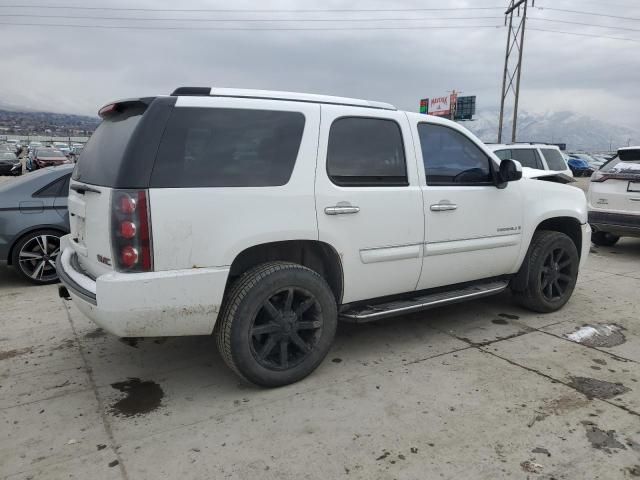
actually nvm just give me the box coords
[539,247,573,302]
[249,287,323,371]
[216,262,337,387]
[511,230,579,313]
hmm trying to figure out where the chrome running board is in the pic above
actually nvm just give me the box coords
[340,280,509,323]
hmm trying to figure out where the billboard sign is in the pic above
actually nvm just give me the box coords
[419,93,476,121]
[428,95,453,117]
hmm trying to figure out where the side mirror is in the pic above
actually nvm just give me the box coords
[497,159,523,189]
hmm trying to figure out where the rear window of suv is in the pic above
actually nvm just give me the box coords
[540,148,568,171]
[150,108,305,188]
[72,102,147,185]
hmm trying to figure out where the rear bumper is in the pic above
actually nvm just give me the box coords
[57,235,230,337]
[588,211,640,237]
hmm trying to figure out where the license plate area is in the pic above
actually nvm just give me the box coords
[628,181,640,193]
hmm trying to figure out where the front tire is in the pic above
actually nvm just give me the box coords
[215,262,337,387]
[512,231,579,313]
[591,231,619,247]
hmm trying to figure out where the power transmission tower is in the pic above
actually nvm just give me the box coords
[498,0,534,143]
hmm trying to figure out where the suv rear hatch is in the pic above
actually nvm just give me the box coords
[67,96,175,278]
[590,148,640,214]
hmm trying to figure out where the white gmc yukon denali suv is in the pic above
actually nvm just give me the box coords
[57,87,590,387]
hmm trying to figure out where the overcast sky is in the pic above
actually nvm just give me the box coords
[1,0,639,130]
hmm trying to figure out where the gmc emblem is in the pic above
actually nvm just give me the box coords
[97,254,112,266]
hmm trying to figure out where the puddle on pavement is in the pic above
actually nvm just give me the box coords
[492,319,509,325]
[565,324,626,348]
[581,421,627,454]
[110,378,164,417]
[569,376,630,400]
[0,347,32,360]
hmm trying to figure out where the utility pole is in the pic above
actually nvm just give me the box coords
[498,0,533,143]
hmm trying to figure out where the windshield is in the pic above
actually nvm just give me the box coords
[37,149,65,158]
[540,149,567,171]
[0,152,17,160]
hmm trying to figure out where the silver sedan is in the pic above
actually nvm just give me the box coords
[0,165,73,284]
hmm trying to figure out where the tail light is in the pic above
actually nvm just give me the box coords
[111,190,153,272]
[591,171,640,183]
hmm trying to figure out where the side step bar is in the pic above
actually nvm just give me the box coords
[340,280,509,323]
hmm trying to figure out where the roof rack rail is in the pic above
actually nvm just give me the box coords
[170,86,397,111]
[171,87,212,96]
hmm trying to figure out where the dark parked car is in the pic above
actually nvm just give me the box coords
[26,147,70,171]
[0,152,21,175]
[566,154,595,177]
[0,165,72,284]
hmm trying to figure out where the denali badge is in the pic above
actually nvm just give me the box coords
[497,226,521,233]
[97,254,112,266]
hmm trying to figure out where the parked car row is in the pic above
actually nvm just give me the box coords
[1,139,85,162]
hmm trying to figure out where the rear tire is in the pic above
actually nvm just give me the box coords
[215,261,337,387]
[512,231,579,313]
[591,231,619,247]
[11,229,63,285]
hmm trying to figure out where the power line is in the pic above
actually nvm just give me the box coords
[0,21,504,31]
[0,14,506,23]
[534,6,640,22]
[551,0,640,8]
[529,26,640,43]
[530,17,640,33]
[0,5,506,13]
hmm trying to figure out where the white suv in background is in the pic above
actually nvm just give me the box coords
[57,87,590,387]
[488,143,573,178]
[588,146,640,246]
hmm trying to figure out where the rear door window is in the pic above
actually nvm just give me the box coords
[540,148,568,171]
[509,149,542,169]
[326,117,407,187]
[151,108,305,188]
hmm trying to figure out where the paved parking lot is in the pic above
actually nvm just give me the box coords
[2,176,640,479]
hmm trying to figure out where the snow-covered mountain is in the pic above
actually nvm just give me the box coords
[462,110,640,152]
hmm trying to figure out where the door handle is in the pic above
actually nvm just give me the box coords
[430,202,458,212]
[325,205,360,215]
